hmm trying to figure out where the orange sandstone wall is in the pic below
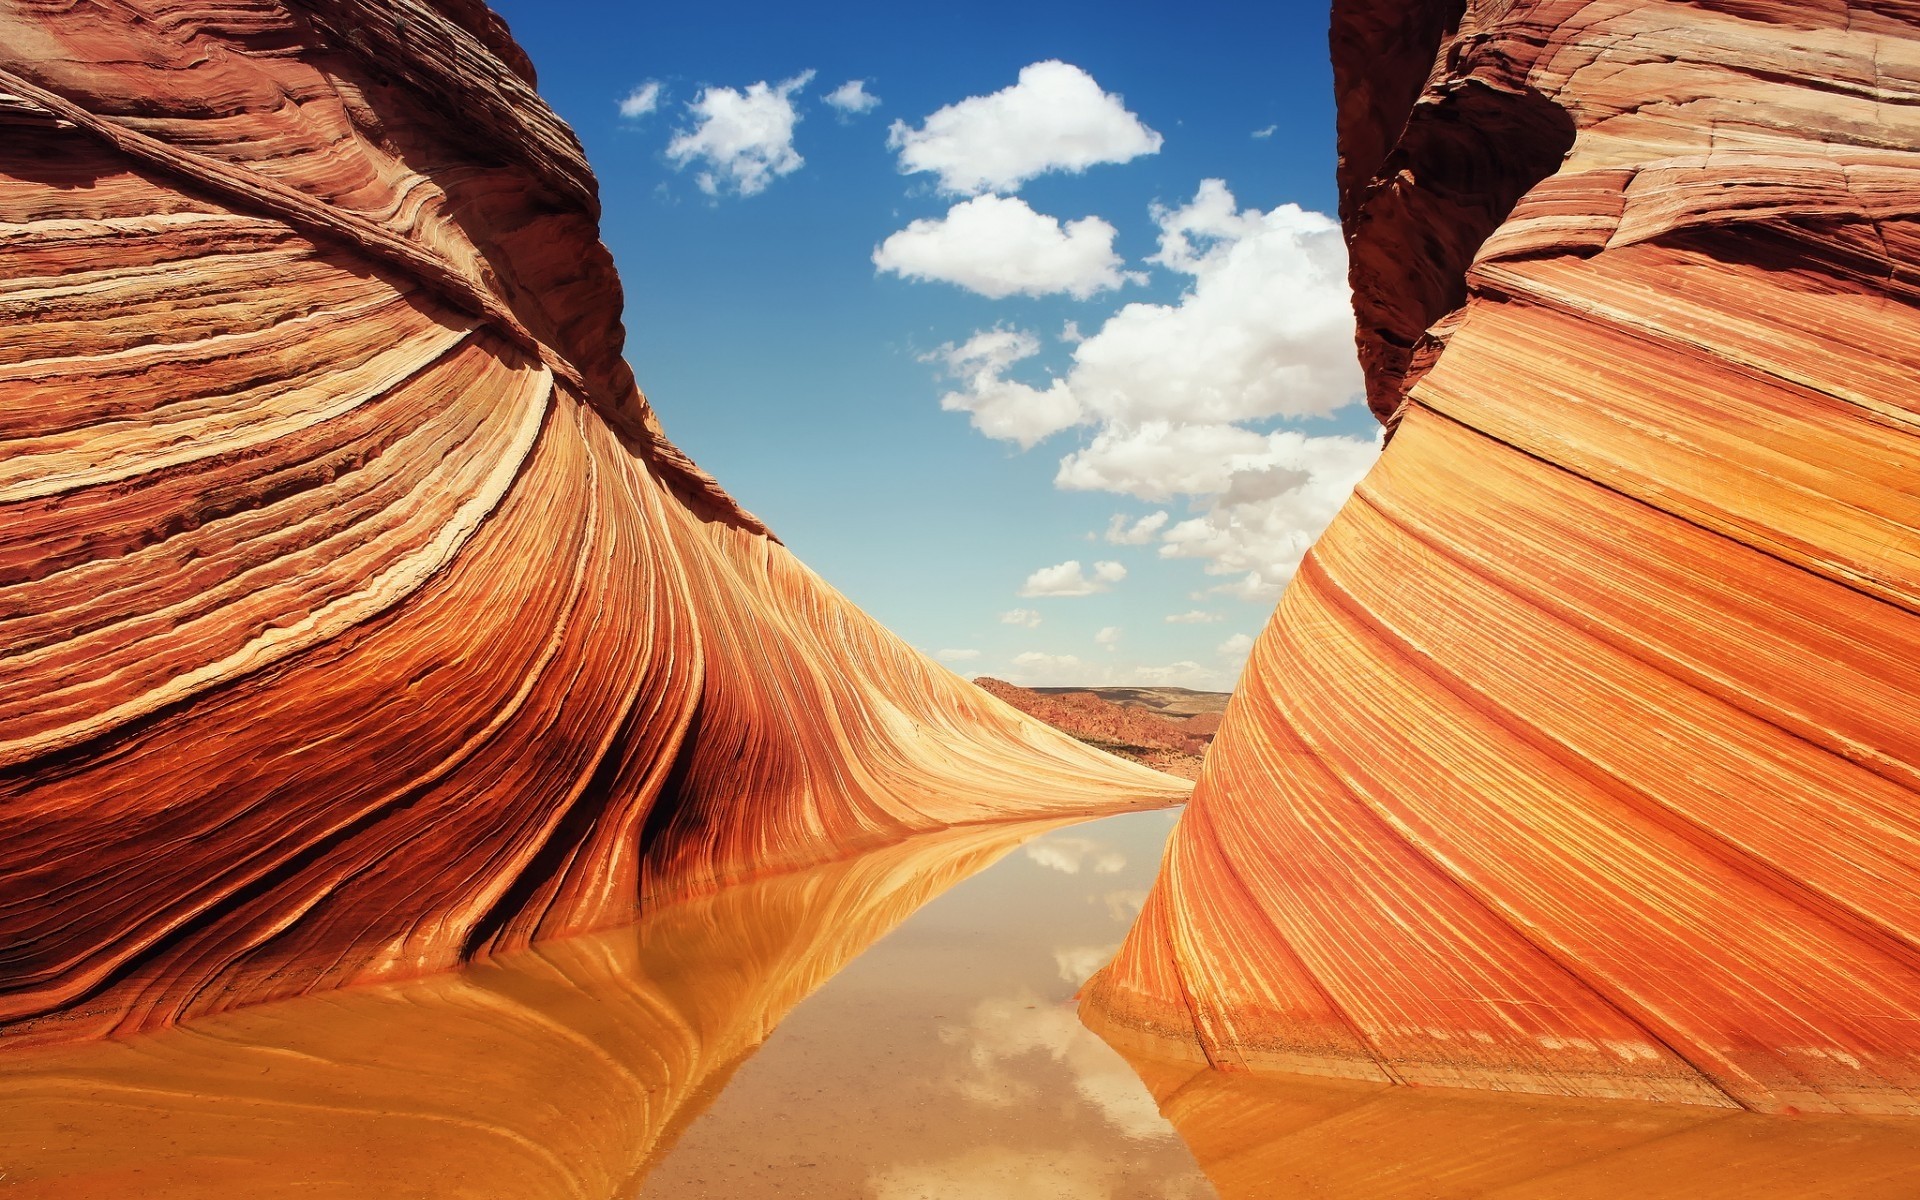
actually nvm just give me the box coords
[0,1,1184,1044]
[1085,0,1920,1114]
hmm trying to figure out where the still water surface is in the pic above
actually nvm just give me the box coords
[641,808,1211,1198]
[6,805,1920,1198]
[0,809,1205,1198]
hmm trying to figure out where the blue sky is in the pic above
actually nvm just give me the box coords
[490,0,1377,689]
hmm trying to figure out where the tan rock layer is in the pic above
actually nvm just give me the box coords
[1084,0,1920,1114]
[0,1,1186,1045]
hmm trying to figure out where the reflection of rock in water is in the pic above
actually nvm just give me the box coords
[1086,0,1920,1116]
[0,819,1073,1199]
[1107,1048,1920,1199]
[0,2,1185,1047]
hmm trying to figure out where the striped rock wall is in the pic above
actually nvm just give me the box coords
[1084,0,1920,1115]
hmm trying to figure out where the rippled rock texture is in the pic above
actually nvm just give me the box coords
[1085,0,1920,1114]
[0,2,1184,1045]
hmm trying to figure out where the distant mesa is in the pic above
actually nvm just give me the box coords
[974,678,1226,780]
[1085,0,1920,1116]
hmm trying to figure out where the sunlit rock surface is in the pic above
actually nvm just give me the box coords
[0,2,1184,1045]
[1085,0,1920,1114]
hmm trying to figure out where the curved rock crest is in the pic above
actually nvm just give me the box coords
[0,1,1184,1044]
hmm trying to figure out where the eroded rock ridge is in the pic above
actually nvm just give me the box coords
[0,1,1184,1044]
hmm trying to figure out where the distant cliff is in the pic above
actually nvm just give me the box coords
[1086,0,1920,1115]
[0,0,1184,1044]
[974,678,1216,779]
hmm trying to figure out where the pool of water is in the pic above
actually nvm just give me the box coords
[0,808,1206,1198]
[6,804,1920,1198]
[639,807,1211,1198]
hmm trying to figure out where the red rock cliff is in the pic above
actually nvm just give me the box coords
[1085,0,1920,1114]
[0,1,1185,1044]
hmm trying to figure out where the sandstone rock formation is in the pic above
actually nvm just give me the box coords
[1085,0,1920,1115]
[0,1,1184,1045]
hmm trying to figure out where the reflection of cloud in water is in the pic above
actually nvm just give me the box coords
[1099,888,1149,922]
[943,992,1174,1141]
[870,1145,1211,1200]
[1024,836,1126,875]
[869,1146,1117,1199]
[1055,944,1120,986]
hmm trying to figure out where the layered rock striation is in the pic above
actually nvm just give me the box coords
[1085,0,1920,1114]
[0,1,1184,1044]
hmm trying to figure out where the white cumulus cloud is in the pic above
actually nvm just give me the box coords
[1019,559,1126,598]
[888,60,1162,195]
[823,78,880,116]
[875,196,1138,300]
[618,80,662,119]
[1166,610,1222,624]
[1069,179,1362,425]
[666,70,814,197]
[1094,626,1122,651]
[1252,123,1277,139]
[1218,632,1255,657]
[1000,608,1043,628]
[928,180,1376,602]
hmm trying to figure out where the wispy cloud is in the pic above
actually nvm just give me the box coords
[618,80,663,119]
[1104,512,1168,545]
